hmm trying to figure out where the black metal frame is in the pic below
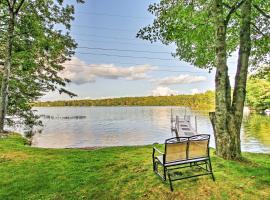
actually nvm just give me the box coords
[152,134,215,191]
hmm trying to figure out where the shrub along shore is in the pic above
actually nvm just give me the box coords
[0,134,269,200]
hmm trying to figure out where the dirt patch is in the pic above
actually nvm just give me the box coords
[1,151,29,162]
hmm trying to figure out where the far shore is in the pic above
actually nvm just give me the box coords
[34,92,215,110]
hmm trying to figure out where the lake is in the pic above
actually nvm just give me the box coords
[29,106,270,153]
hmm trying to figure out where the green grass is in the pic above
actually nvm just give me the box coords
[0,134,270,200]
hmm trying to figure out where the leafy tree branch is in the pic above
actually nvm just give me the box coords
[253,4,270,19]
[224,0,246,25]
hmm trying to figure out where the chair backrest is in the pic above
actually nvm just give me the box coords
[165,137,188,163]
[188,135,209,159]
[164,134,210,163]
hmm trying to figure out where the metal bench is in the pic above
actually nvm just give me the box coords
[152,134,215,191]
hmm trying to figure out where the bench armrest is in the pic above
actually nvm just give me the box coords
[153,146,164,155]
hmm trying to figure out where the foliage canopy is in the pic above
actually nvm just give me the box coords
[0,0,83,129]
[137,0,270,71]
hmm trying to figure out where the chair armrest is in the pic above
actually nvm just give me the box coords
[153,146,164,155]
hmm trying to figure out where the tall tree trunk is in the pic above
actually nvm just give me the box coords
[210,0,233,160]
[230,0,252,157]
[0,9,15,133]
[210,0,252,160]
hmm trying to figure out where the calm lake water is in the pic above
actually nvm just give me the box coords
[29,106,270,153]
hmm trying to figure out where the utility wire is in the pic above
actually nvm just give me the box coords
[77,47,172,54]
[73,51,236,74]
[63,63,235,75]
[72,33,139,41]
[63,63,212,74]
[76,51,177,61]
[75,11,151,20]
[72,25,137,32]
[75,38,166,47]
[63,62,191,70]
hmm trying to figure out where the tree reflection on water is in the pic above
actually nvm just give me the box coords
[242,114,270,149]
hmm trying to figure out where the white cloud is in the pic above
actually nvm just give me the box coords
[191,88,200,94]
[60,57,96,84]
[61,57,153,84]
[151,86,179,96]
[152,74,207,86]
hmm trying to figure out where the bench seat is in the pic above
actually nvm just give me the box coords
[152,134,215,191]
[156,155,209,166]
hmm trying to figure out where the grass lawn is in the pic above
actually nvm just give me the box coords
[0,134,270,200]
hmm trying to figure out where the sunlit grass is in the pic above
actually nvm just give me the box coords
[0,134,269,200]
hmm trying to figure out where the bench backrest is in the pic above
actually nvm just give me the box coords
[164,134,210,163]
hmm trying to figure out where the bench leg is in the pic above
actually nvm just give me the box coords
[153,159,156,172]
[203,160,207,171]
[208,159,215,181]
[163,166,166,181]
[167,171,173,192]
[153,160,167,181]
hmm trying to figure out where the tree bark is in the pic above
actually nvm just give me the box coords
[230,0,252,158]
[211,0,234,159]
[210,0,252,160]
[0,5,15,133]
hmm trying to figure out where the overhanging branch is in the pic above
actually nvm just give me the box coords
[251,22,268,37]
[224,0,246,25]
[223,2,268,37]
[14,0,25,15]
[59,88,77,98]
[5,0,11,10]
[253,4,270,19]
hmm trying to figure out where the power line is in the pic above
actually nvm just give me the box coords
[75,11,151,20]
[62,62,235,75]
[75,38,165,47]
[77,47,172,54]
[107,62,196,70]
[153,69,211,74]
[76,51,176,61]
[62,63,216,74]
[63,63,213,74]
[63,61,189,70]
[75,42,236,64]
[72,24,137,32]
[71,33,169,47]
[72,33,139,41]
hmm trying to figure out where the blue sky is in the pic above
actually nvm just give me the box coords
[41,0,238,101]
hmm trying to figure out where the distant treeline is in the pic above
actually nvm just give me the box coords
[34,91,215,110]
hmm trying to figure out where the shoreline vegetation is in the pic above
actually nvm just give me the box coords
[0,134,269,199]
[34,91,215,110]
